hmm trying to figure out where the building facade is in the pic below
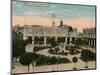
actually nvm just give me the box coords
[23,25,68,44]
[13,20,79,44]
[22,21,78,45]
[83,28,96,47]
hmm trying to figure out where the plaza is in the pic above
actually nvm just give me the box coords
[12,1,96,74]
[12,44,96,74]
[12,20,96,74]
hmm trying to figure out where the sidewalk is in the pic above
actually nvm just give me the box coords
[12,47,96,74]
[12,60,95,74]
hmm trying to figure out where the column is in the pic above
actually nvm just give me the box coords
[70,37,72,45]
[65,37,67,44]
[90,39,93,47]
[55,36,57,42]
[92,39,94,47]
[90,39,92,47]
[32,37,34,44]
[94,39,95,47]
[89,39,91,47]
[87,38,89,46]
[91,39,93,47]
[44,36,46,44]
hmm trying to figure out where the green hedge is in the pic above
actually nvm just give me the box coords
[80,49,96,62]
[33,46,50,52]
[48,48,68,56]
[35,55,71,66]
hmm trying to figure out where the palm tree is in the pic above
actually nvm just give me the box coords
[50,56,57,72]
[32,53,39,72]
[19,52,33,72]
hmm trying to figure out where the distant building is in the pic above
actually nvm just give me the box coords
[24,25,65,44]
[13,20,78,44]
[12,25,24,38]
[83,27,96,47]
[21,20,78,45]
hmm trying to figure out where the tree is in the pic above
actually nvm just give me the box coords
[46,37,51,44]
[33,46,38,52]
[35,54,51,66]
[67,37,70,44]
[71,38,75,44]
[81,49,96,68]
[69,46,79,55]
[39,37,44,44]
[68,26,73,32]
[74,38,83,47]
[51,41,58,47]
[55,47,60,54]
[48,48,53,54]
[72,57,78,70]
[12,35,26,62]
[83,40,88,47]
[12,30,18,37]
[57,37,65,44]
[51,37,58,47]
[26,36,32,44]
[19,52,33,72]
[34,36,39,44]
[33,46,47,52]
[12,30,23,39]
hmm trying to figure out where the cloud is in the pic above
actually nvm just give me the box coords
[12,1,95,20]
[23,11,34,16]
[12,1,23,7]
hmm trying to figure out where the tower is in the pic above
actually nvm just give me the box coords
[60,20,63,27]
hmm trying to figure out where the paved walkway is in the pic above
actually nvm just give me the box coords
[12,44,96,74]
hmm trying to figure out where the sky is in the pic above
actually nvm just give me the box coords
[12,1,96,32]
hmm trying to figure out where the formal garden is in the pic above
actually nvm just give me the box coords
[12,30,96,73]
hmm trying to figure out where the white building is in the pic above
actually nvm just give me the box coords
[22,20,78,45]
